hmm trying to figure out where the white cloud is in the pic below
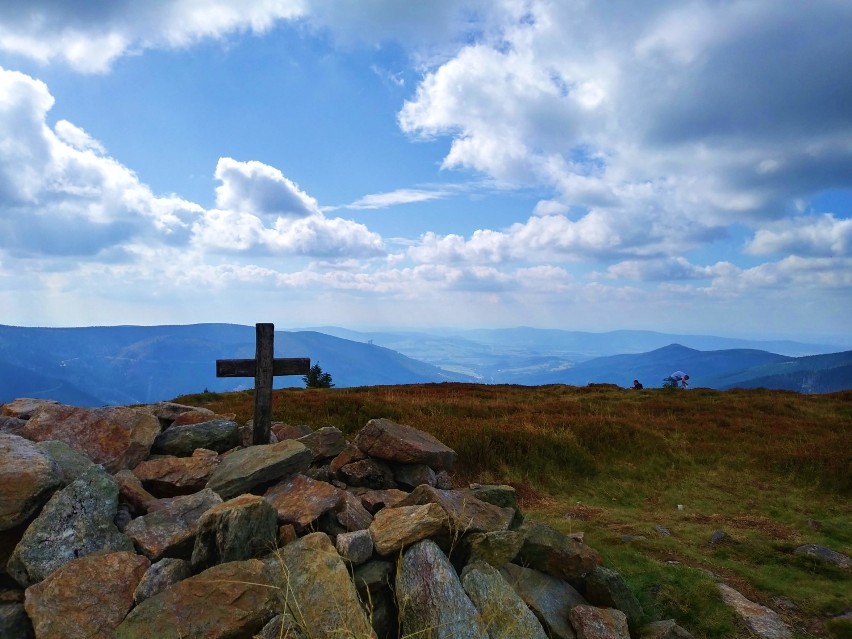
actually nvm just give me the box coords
[333,188,452,210]
[746,214,852,257]
[605,257,738,282]
[214,158,319,219]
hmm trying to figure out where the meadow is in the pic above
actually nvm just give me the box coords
[176,383,852,638]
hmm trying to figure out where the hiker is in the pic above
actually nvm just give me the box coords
[632,379,644,390]
[668,371,689,389]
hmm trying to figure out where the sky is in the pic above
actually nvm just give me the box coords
[0,1,850,344]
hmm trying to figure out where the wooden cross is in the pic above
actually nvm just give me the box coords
[216,323,310,445]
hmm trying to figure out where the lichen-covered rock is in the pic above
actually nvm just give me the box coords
[24,551,149,639]
[124,488,222,561]
[466,483,524,527]
[151,419,239,457]
[7,465,133,587]
[397,485,515,534]
[191,494,277,571]
[263,473,343,531]
[370,503,449,556]
[461,561,549,638]
[569,605,630,639]
[132,448,219,497]
[585,565,644,633]
[268,532,376,639]
[133,557,191,604]
[516,521,602,582]
[206,440,312,500]
[501,562,586,639]
[717,584,792,639]
[34,440,94,485]
[0,433,63,531]
[116,559,281,639]
[21,405,160,473]
[355,418,458,470]
[463,530,525,567]
[395,539,487,639]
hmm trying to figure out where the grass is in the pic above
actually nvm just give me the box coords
[176,383,852,638]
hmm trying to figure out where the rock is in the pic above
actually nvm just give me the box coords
[0,603,34,639]
[7,465,133,587]
[709,530,727,544]
[330,490,374,533]
[34,440,94,484]
[0,433,63,531]
[278,524,297,546]
[793,544,851,568]
[132,448,220,497]
[116,559,281,639]
[172,410,228,427]
[0,416,26,436]
[304,464,330,482]
[568,605,631,639]
[263,473,343,531]
[435,469,453,489]
[1,399,59,420]
[255,612,307,639]
[337,458,396,489]
[268,532,376,639]
[206,440,312,500]
[21,405,160,473]
[271,422,313,441]
[397,485,515,534]
[654,526,672,536]
[392,462,437,490]
[395,539,487,639]
[369,503,449,556]
[358,488,409,514]
[191,494,277,571]
[461,561,549,638]
[640,619,695,638]
[353,559,394,595]
[297,426,346,461]
[24,551,149,639]
[151,419,239,456]
[462,530,525,567]
[144,402,214,427]
[516,521,602,582]
[717,583,792,639]
[465,484,523,526]
[124,488,222,561]
[329,441,367,476]
[336,529,374,565]
[114,469,162,515]
[585,565,644,633]
[133,557,192,604]
[355,418,458,470]
[500,562,586,639]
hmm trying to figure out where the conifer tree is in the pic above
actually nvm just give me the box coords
[303,363,334,388]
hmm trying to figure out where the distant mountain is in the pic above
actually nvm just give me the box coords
[0,324,473,407]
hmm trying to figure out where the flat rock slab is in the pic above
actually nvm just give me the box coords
[8,465,133,587]
[21,404,160,473]
[124,488,222,561]
[358,488,409,514]
[370,503,449,556]
[397,484,515,534]
[152,419,239,456]
[717,584,792,639]
[501,562,586,639]
[0,433,62,531]
[516,521,603,582]
[132,448,219,497]
[297,426,346,461]
[355,418,458,470]
[116,559,281,639]
[264,473,343,530]
[24,551,149,639]
[206,440,312,500]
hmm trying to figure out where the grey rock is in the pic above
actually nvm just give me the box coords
[0,416,26,436]
[35,440,94,485]
[793,544,851,568]
[569,605,630,639]
[353,559,394,595]
[355,418,458,470]
[397,484,515,534]
[133,558,192,604]
[462,530,525,567]
[206,440,312,500]
[392,462,436,490]
[465,483,524,527]
[585,565,644,633]
[516,521,602,582]
[0,603,33,639]
[709,530,727,544]
[501,562,586,639]
[717,583,792,639]
[336,529,374,565]
[152,419,240,456]
[0,433,63,532]
[297,426,346,461]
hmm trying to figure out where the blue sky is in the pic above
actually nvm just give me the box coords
[0,1,850,343]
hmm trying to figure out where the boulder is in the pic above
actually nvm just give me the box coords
[263,473,343,531]
[297,426,346,461]
[717,584,792,639]
[329,441,367,476]
[144,402,214,428]
[0,416,27,436]
[1,399,59,420]
[124,488,222,561]
[268,532,376,639]
[24,551,149,639]
[191,494,277,571]
[370,503,449,556]
[397,485,515,534]
[395,539,487,639]
[171,410,228,427]
[206,440,312,500]
[392,462,437,490]
[330,490,374,533]
[133,557,192,604]
[585,565,644,633]
[358,488,409,514]
[271,422,313,441]
[461,560,549,638]
[34,440,94,485]
[336,529,374,565]
[132,448,220,497]
[501,562,586,639]
[21,405,160,473]
[151,419,239,457]
[116,559,282,639]
[114,469,162,515]
[7,465,134,587]
[0,603,33,639]
[466,483,524,527]
[0,433,63,531]
[355,418,457,470]
[793,544,851,569]
[462,529,525,567]
[569,605,631,639]
[516,521,602,582]
[337,458,396,489]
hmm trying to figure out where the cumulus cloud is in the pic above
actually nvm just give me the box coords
[214,158,319,219]
[605,257,738,282]
[746,214,852,257]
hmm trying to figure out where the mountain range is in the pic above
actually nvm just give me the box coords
[1,323,849,407]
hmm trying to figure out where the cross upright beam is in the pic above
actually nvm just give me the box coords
[216,323,310,445]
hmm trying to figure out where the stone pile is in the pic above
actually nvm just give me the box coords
[1,397,692,639]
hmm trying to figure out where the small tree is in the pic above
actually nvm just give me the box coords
[303,363,334,388]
